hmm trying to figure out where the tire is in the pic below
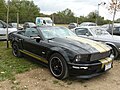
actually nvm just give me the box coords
[49,53,69,80]
[12,42,22,57]
[111,46,118,59]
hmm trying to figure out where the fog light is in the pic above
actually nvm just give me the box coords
[80,67,88,69]
[72,66,88,69]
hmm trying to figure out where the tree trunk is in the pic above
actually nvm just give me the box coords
[111,7,116,36]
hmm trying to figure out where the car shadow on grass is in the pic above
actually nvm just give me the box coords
[22,54,48,68]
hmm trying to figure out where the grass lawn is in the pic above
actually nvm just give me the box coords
[0,41,39,81]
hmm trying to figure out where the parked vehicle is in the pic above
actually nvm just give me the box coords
[23,22,36,29]
[72,26,120,58]
[36,17,54,26]
[101,23,120,35]
[68,23,77,29]
[79,22,97,26]
[0,20,17,41]
[9,23,23,30]
[9,26,114,79]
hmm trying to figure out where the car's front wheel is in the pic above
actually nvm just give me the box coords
[49,53,69,80]
[12,42,22,57]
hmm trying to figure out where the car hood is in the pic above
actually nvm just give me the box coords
[95,35,120,42]
[8,28,17,34]
[49,36,110,54]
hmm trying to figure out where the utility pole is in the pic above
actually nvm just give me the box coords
[96,4,100,25]
[6,0,10,48]
[96,2,106,25]
[52,14,54,26]
[17,12,19,29]
[77,17,79,26]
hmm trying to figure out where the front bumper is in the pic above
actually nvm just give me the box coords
[68,55,114,79]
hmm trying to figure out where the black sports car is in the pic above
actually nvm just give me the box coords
[9,26,114,80]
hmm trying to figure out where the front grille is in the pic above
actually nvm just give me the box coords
[90,51,111,61]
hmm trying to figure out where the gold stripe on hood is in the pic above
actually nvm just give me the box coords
[99,57,112,69]
[67,36,110,53]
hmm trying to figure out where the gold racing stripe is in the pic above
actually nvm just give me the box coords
[99,58,112,69]
[67,36,110,53]
[19,50,48,64]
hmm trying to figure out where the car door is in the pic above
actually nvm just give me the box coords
[0,22,6,40]
[22,28,47,58]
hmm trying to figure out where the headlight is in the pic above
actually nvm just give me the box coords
[75,55,81,62]
[74,54,90,63]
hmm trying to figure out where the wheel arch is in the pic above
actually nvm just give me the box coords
[106,42,119,58]
[47,47,70,63]
[105,42,119,51]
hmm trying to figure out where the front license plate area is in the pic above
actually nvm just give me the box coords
[105,63,112,71]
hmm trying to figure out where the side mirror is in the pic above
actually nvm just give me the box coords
[86,33,89,36]
[30,36,41,43]
[3,25,7,28]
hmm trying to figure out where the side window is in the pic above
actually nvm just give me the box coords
[118,27,120,31]
[75,28,92,36]
[0,22,3,28]
[115,27,119,31]
[43,20,46,24]
[24,28,39,37]
[17,31,25,35]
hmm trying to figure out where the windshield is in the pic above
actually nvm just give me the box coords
[29,23,36,27]
[40,27,77,39]
[45,20,53,24]
[90,27,110,35]
[12,23,17,28]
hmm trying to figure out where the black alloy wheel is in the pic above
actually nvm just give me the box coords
[12,42,22,57]
[49,53,68,80]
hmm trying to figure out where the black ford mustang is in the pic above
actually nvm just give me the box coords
[9,26,114,80]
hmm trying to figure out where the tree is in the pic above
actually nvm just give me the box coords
[108,0,120,35]
[52,8,76,24]
[87,11,97,23]
[7,0,40,23]
[0,0,7,21]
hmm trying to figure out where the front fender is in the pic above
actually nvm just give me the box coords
[47,47,72,63]
[105,42,119,51]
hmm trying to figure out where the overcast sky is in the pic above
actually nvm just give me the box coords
[33,0,120,20]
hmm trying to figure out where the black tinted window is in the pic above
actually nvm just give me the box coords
[114,27,120,31]
[24,28,39,37]
[0,22,3,28]
[75,28,92,36]
[43,20,46,24]
[17,31,25,35]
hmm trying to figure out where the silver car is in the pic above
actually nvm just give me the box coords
[79,22,97,26]
[72,26,120,58]
[0,20,17,41]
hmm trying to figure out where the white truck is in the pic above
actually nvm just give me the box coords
[36,17,54,26]
[0,20,17,41]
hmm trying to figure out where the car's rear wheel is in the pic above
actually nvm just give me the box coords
[49,53,69,80]
[12,42,22,57]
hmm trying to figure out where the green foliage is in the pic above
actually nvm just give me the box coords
[0,0,40,23]
[10,0,40,23]
[49,9,111,25]
[0,0,7,21]
[51,8,76,24]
